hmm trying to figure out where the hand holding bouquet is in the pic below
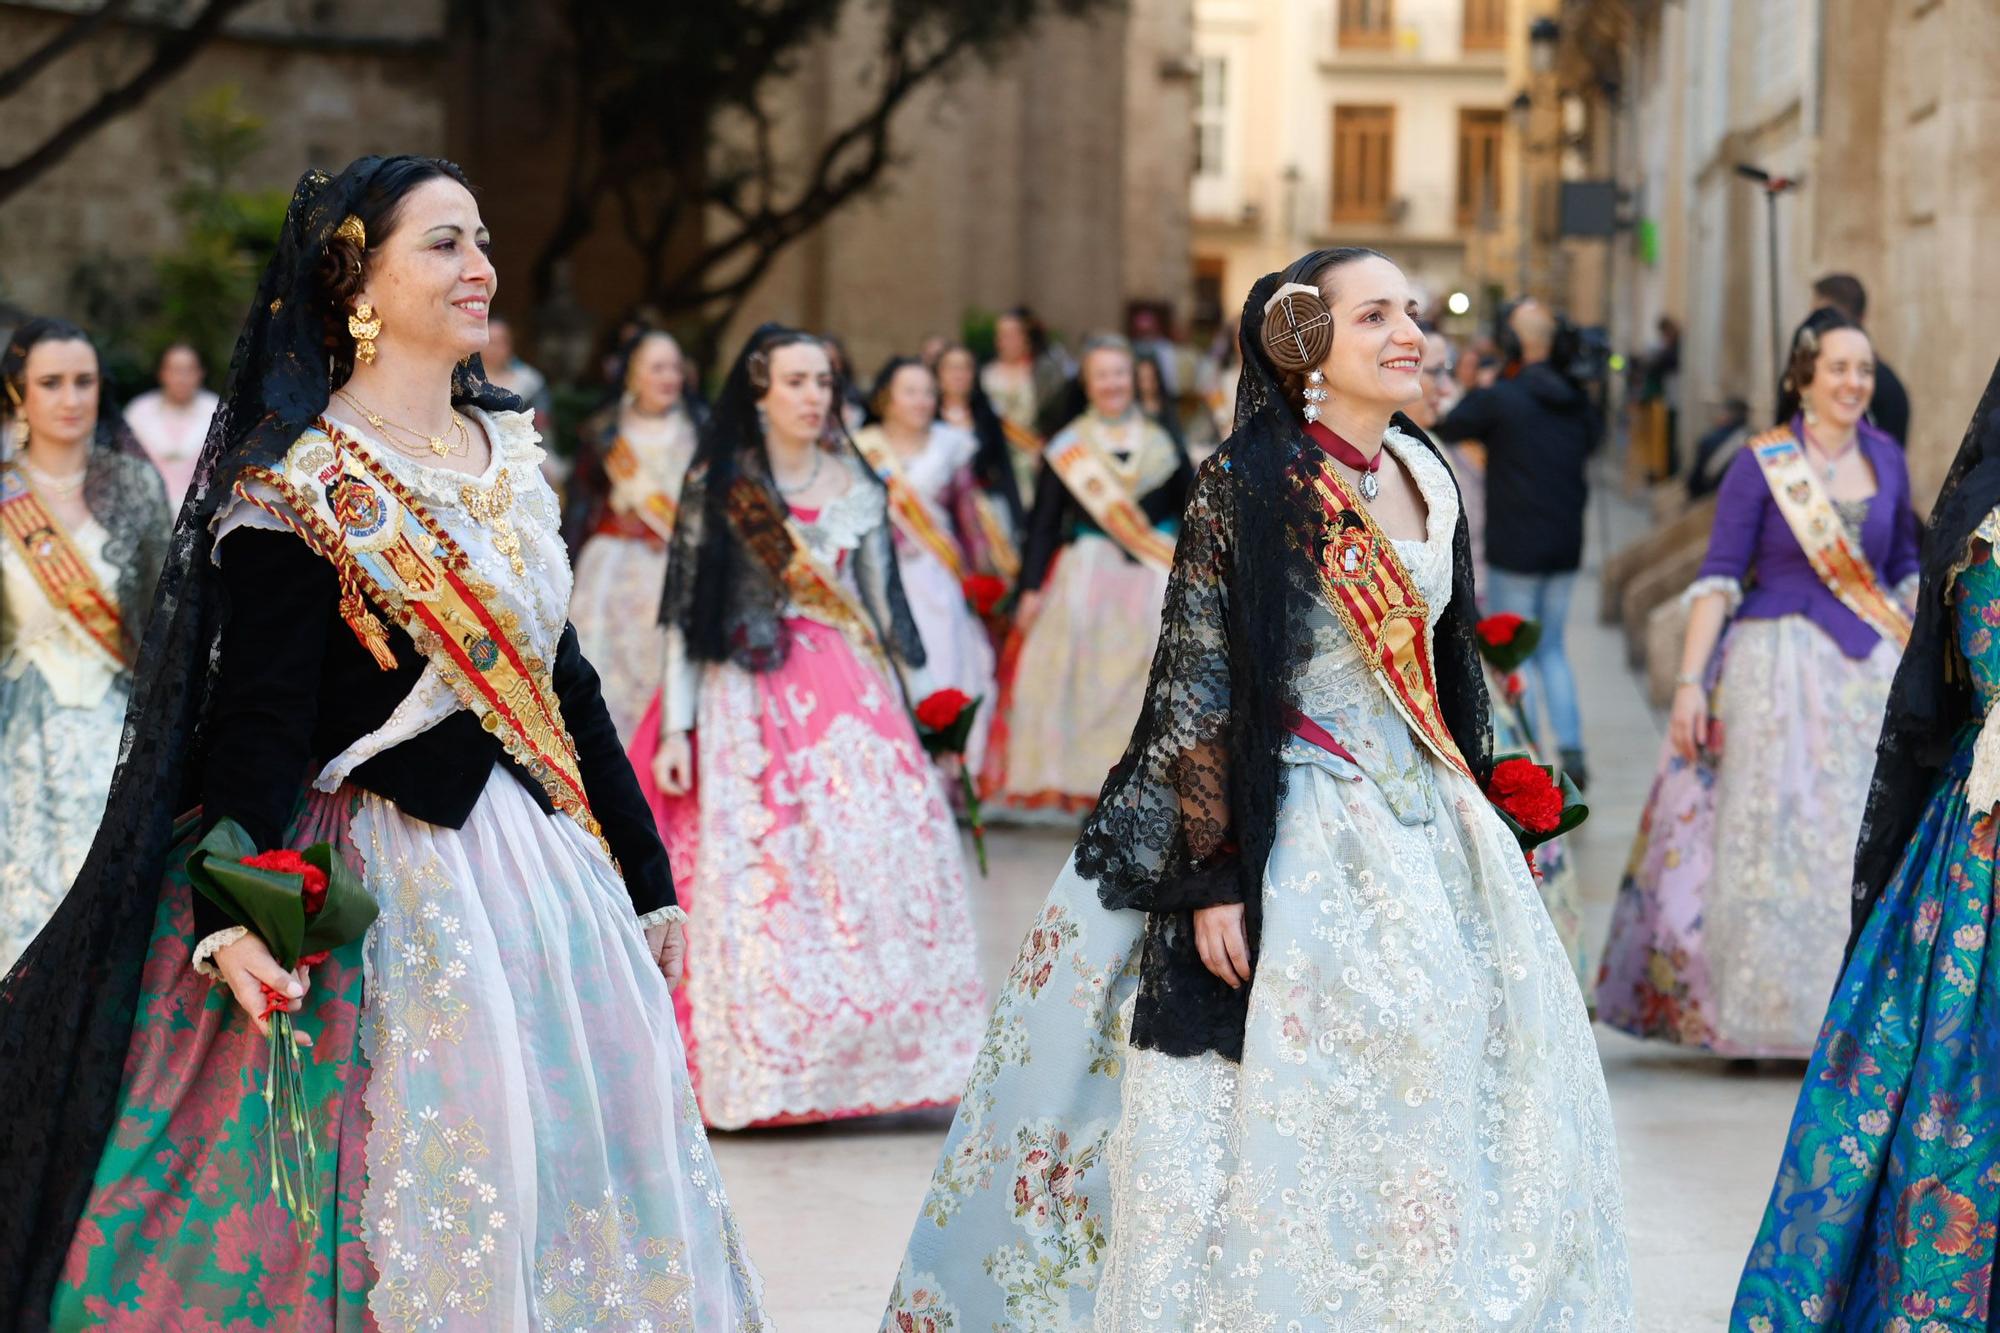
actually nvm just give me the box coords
[188,818,377,1233]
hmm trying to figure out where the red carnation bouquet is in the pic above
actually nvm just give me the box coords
[1474,613,1542,674]
[1482,752,1588,857]
[912,688,990,875]
[962,573,1010,620]
[187,818,378,1233]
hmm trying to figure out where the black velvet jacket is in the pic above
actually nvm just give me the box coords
[191,526,673,940]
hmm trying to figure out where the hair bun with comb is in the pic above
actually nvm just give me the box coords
[1261,281,1333,373]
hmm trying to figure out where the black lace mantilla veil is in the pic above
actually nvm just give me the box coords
[1072,265,1493,1062]
[1850,354,2000,948]
[661,321,924,676]
[0,158,518,1325]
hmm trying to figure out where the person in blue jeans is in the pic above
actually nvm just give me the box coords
[1435,299,1597,786]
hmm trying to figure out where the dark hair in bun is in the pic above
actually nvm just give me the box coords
[1258,246,1389,412]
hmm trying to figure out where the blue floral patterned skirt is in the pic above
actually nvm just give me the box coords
[1733,732,2000,1330]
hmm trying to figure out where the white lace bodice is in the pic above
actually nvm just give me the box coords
[0,514,123,708]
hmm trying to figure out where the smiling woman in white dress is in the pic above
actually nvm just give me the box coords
[885,249,1631,1332]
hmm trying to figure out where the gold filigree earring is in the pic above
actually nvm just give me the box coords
[4,379,24,450]
[349,302,382,365]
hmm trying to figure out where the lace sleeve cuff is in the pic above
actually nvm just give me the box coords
[191,925,249,980]
[1895,573,1921,609]
[636,905,687,930]
[1680,575,1742,615]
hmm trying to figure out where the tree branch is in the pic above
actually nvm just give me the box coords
[665,26,973,299]
[0,0,256,210]
[0,0,136,101]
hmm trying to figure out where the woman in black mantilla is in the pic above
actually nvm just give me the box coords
[0,318,170,973]
[884,249,1630,1331]
[0,157,765,1331]
[631,324,988,1131]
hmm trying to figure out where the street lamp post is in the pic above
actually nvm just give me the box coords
[1512,91,1534,294]
[1735,163,1801,384]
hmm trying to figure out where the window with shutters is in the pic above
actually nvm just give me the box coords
[1338,0,1395,50]
[1332,105,1395,223]
[1194,57,1227,177]
[1457,108,1505,227]
[1463,0,1506,52]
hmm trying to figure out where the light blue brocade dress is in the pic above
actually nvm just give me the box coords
[884,432,1631,1331]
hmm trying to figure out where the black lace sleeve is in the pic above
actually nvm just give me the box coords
[552,622,676,915]
[1075,457,1238,911]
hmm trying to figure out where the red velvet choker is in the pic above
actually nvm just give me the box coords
[1306,422,1383,501]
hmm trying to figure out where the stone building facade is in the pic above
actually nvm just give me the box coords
[1579,0,2000,501]
[0,1,448,321]
[1189,0,1528,335]
[704,0,1197,375]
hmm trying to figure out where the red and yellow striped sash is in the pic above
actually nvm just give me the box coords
[0,464,130,668]
[1751,427,1911,648]
[1302,455,1472,781]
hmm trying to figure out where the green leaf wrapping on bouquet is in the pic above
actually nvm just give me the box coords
[1484,753,1589,853]
[1474,616,1543,674]
[914,692,983,757]
[185,817,377,968]
[299,841,376,955]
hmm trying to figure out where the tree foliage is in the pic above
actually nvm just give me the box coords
[511,0,1116,350]
[0,0,256,211]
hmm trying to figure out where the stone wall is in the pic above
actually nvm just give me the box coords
[712,0,1195,375]
[1816,0,2000,505]
[0,2,448,320]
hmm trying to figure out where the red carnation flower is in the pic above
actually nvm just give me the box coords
[915,688,975,732]
[962,574,1008,616]
[1476,613,1527,647]
[243,849,331,917]
[1485,757,1564,833]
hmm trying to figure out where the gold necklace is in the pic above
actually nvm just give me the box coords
[337,389,470,459]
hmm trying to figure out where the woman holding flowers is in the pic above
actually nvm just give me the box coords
[854,355,1000,772]
[1733,357,2000,1329]
[1597,309,1918,1059]
[885,249,1629,1330]
[0,157,765,1330]
[633,323,986,1130]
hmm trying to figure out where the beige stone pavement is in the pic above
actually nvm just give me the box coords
[710,473,1805,1332]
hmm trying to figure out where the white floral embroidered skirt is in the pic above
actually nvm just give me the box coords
[0,664,125,973]
[568,530,670,745]
[888,752,1632,1331]
[352,772,766,1330]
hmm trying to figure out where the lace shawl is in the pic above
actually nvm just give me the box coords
[1073,274,1492,1062]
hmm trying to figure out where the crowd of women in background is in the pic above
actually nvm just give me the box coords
[5,154,1999,1327]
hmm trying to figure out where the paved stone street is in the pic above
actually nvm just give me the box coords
[713,472,1804,1331]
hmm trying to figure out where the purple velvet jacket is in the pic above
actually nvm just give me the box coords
[1695,419,1920,660]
